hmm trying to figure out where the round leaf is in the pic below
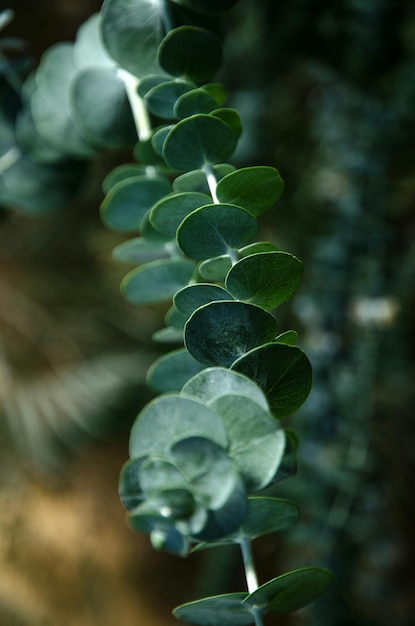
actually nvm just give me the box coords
[199,255,232,281]
[232,344,312,418]
[173,163,235,193]
[226,252,303,311]
[163,114,237,171]
[147,348,205,393]
[177,203,258,261]
[100,175,171,232]
[150,191,211,237]
[174,88,218,118]
[174,284,233,317]
[185,301,279,367]
[181,367,269,410]
[158,26,222,82]
[74,13,114,69]
[145,79,194,119]
[211,108,242,137]
[112,236,171,265]
[103,163,146,193]
[121,258,195,304]
[129,395,228,458]
[244,568,333,615]
[216,166,285,217]
[211,394,285,491]
[100,0,164,76]
[173,593,253,626]
[71,68,136,148]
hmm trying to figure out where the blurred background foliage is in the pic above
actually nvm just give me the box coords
[0,0,414,625]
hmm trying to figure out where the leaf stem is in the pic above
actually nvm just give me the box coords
[203,164,220,204]
[240,540,265,626]
[117,68,152,141]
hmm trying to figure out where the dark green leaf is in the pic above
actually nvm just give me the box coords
[239,241,279,257]
[174,88,218,118]
[158,26,222,82]
[150,191,211,237]
[145,79,194,119]
[163,114,237,171]
[274,330,298,346]
[177,203,258,260]
[199,255,232,281]
[100,175,171,232]
[121,258,195,304]
[211,108,242,137]
[232,344,312,418]
[102,164,146,193]
[119,457,146,510]
[151,125,174,156]
[173,593,253,626]
[147,348,205,393]
[173,163,235,193]
[225,252,303,310]
[185,301,278,367]
[174,284,233,317]
[244,568,333,615]
[112,237,171,264]
[201,82,227,105]
[217,167,284,217]
[137,74,169,97]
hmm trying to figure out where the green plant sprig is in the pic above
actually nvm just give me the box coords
[4,0,333,623]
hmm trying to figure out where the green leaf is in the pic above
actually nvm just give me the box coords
[147,348,205,393]
[185,301,279,367]
[239,241,279,257]
[119,457,146,510]
[201,82,227,105]
[173,593,253,626]
[134,137,164,165]
[145,79,194,119]
[138,458,188,500]
[173,163,235,193]
[163,114,237,171]
[211,395,285,491]
[100,175,171,232]
[102,164,146,193]
[211,108,242,138]
[244,568,333,615]
[150,526,189,556]
[181,367,269,411]
[199,255,232,281]
[217,167,284,217]
[170,437,248,539]
[129,395,228,458]
[174,284,233,317]
[121,258,195,304]
[225,252,303,310]
[100,0,164,76]
[73,13,114,69]
[151,125,175,156]
[177,203,258,261]
[150,191,211,237]
[112,237,171,264]
[31,44,96,158]
[193,497,301,549]
[158,26,222,82]
[274,330,298,346]
[170,0,240,15]
[232,344,312,419]
[137,74,169,97]
[71,68,136,149]
[174,88,218,118]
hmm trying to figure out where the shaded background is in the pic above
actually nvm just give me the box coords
[0,0,414,625]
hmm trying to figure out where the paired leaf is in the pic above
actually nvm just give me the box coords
[199,255,232,281]
[174,284,233,317]
[150,191,211,237]
[174,593,253,626]
[217,166,284,216]
[121,258,195,304]
[173,163,235,193]
[147,348,205,393]
[177,203,258,260]
[232,344,312,418]
[244,568,333,615]
[101,175,171,232]
[145,79,194,119]
[100,0,164,76]
[129,395,228,458]
[158,26,222,82]
[174,88,218,118]
[163,114,237,171]
[112,236,172,265]
[185,301,279,367]
[225,252,303,310]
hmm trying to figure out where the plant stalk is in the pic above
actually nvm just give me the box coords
[203,164,220,203]
[240,539,265,626]
[118,68,152,141]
